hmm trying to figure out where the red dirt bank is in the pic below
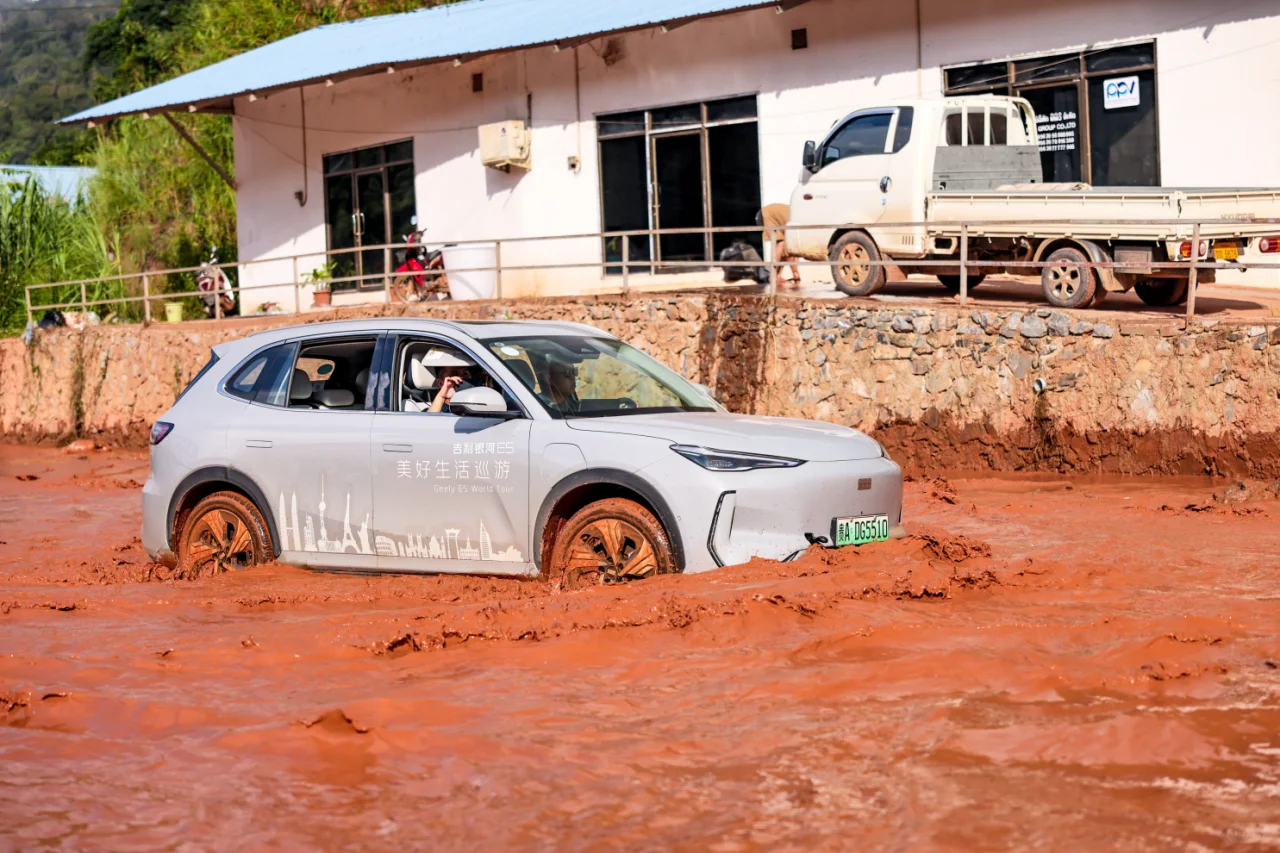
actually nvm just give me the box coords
[2,444,1279,850]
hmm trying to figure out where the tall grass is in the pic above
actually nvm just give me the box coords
[0,172,120,332]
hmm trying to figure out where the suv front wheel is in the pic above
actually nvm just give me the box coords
[548,498,678,587]
[177,491,274,576]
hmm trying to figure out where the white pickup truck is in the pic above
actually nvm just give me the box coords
[787,95,1280,308]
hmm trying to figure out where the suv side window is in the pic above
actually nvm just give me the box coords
[820,112,892,169]
[287,337,378,410]
[226,342,297,405]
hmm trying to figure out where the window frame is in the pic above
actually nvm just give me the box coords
[384,333,532,419]
[942,40,1159,184]
[220,332,382,412]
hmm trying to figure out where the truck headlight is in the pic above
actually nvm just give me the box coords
[671,444,805,472]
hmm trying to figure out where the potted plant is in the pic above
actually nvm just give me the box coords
[303,262,336,307]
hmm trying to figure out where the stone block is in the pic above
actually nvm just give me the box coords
[1069,320,1094,335]
[1047,312,1071,336]
[1020,316,1047,338]
[911,357,931,376]
[1093,323,1115,339]
[1006,350,1034,379]
[912,315,933,335]
[891,316,914,333]
[956,321,985,336]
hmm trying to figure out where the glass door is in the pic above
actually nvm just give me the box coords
[652,132,708,271]
[356,170,387,287]
[323,141,416,291]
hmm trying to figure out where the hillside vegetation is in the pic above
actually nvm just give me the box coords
[1,0,449,333]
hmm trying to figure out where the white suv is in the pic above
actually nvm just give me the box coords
[144,319,904,582]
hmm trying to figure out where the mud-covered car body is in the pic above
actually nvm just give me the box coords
[143,319,904,576]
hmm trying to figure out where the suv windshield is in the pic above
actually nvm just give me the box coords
[485,336,716,418]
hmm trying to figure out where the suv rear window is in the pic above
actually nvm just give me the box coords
[177,351,219,401]
[226,343,298,405]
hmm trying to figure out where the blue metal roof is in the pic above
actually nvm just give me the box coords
[62,0,780,124]
[0,165,96,200]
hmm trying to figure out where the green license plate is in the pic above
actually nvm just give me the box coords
[834,515,890,546]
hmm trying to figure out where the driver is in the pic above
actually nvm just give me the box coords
[418,349,477,413]
[540,358,580,415]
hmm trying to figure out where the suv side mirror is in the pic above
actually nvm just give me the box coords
[449,386,518,418]
[802,140,818,173]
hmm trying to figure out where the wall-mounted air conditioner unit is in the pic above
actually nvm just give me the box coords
[478,120,531,172]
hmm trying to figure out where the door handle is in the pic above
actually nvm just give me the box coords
[382,443,413,453]
[245,439,272,449]
[880,176,892,194]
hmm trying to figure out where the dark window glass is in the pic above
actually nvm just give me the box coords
[227,343,296,405]
[968,111,985,145]
[597,111,646,137]
[705,95,757,123]
[791,28,807,50]
[944,113,964,146]
[385,140,413,163]
[600,135,651,274]
[821,113,891,168]
[1021,85,1082,183]
[650,103,701,130]
[354,147,383,169]
[387,163,416,244]
[1087,69,1158,186]
[946,62,1008,91]
[255,343,299,407]
[1014,54,1079,84]
[990,110,1008,145]
[891,107,914,152]
[324,152,352,174]
[708,122,761,258]
[1087,42,1155,73]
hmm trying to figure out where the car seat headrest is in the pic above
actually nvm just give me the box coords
[409,355,435,391]
[289,368,313,402]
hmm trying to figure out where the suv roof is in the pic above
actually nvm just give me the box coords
[214,317,611,355]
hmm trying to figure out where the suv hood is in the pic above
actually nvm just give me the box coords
[565,412,883,462]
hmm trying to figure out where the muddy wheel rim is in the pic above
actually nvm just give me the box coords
[1048,265,1081,300]
[563,518,659,584]
[186,508,255,574]
[838,244,870,285]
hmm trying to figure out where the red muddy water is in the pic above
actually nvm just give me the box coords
[1,443,1279,851]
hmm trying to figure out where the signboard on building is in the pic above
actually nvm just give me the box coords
[1104,76,1140,109]
[1036,110,1078,153]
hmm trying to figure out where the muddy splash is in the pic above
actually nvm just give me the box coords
[2,444,1280,850]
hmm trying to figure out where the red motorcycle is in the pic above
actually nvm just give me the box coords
[391,220,449,302]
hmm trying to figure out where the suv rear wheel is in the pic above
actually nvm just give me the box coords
[829,232,886,297]
[548,498,678,587]
[177,491,273,576]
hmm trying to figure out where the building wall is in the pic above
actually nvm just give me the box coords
[232,0,1280,311]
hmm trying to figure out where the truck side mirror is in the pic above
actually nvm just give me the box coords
[802,140,818,173]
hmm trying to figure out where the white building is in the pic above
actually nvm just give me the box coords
[67,0,1280,310]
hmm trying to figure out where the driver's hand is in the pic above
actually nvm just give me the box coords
[440,375,463,401]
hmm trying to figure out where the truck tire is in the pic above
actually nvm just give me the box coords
[547,498,679,587]
[938,274,986,293]
[1041,246,1097,309]
[829,232,886,297]
[1134,278,1189,307]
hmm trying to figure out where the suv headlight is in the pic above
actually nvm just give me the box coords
[671,444,805,472]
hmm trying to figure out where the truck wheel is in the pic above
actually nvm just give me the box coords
[1134,278,1188,307]
[1041,247,1097,309]
[938,274,986,293]
[829,232,886,297]
[548,498,678,587]
[177,491,273,577]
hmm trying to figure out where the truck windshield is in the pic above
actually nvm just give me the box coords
[486,336,717,419]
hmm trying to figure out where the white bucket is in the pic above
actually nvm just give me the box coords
[441,243,498,301]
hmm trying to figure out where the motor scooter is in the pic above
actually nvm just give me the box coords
[391,217,449,302]
[195,247,236,318]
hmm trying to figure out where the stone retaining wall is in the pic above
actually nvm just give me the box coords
[3,296,1278,476]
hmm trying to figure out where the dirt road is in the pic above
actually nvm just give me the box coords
[2,444,1279,851]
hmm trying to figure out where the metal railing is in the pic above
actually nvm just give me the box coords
[24,217,1280,326]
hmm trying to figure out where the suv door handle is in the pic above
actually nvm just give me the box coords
[382,443,412,453]
[245,439,272,449]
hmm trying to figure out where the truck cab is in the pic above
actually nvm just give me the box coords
[787,95,1040,265]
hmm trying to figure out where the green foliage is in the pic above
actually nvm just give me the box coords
[0,0,116,164]
[0,173,120,333]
